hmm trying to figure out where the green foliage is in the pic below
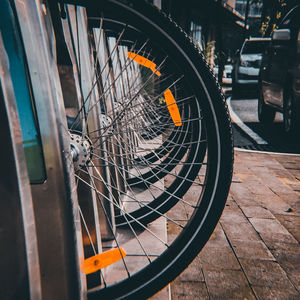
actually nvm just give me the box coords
[204,40,216,66]
[260,0,293,37]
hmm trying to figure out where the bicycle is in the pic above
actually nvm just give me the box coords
[0,0,233,299]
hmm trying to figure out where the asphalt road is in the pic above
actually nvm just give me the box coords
[225,89,300,154]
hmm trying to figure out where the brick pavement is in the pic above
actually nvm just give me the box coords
[169,148,300,300]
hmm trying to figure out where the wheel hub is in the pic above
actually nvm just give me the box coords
[70,132,93,170]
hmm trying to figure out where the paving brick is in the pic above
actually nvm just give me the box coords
[198,225,240,272]
[249,166,275,177]
[203,269,256,300]
[240,205,275,219]
[167,220,185,244]
[272,168,298,180]
[204,223,229,248]
[176,258,205,282]
[230,239,275,261]
[230,184,260,207]
[280,161,300,170]
[252,285,300,300]
[237,173,277,197]
[278,176,300,186]
[273,192,300,214]
[272,247,300,291]
[255,193,294,215]
[223,197,240,212]
[151,285,171,300]
[171,281,209,300]
[275,214,300,242]
[220,210,260,241]
[239,259,295,290]
[288,168,300,179]
[198,246,241,271]
[232,157,251,171]
[290,184,300,192]
[251,167,299,201]
[249,218,298,249]
[274,155,300,164]
[231,174,242,183]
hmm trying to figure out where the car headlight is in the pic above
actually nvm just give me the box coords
[240,60,250,67]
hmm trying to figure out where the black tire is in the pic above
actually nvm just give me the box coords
[58,0,233,298]
[258,88,275,124]
[283,85,298,135]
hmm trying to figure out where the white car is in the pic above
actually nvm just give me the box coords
[232,37,270,95]
[212,65,232,85]
[222,64,233,85]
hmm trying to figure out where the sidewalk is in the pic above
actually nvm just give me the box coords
[170,148,300,299]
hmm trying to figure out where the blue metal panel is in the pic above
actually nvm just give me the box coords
[0,0,46,183]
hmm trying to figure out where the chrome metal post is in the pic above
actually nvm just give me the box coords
[14,0,86,298]
[0,31,42,300]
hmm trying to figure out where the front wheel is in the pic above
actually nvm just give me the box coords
[283,85,298,135]
[258,88,275,124]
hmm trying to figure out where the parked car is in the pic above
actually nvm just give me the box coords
[223,64,233,85]
[258,4,300,134]
[232,37,271,96]
[213,65,219,78]
[212,64,232,85]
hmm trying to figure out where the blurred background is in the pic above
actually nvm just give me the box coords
[149,0,300,154]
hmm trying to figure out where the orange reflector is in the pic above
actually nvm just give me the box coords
[164,89,182,126]
[84,248,126,275]
[127,52,161,76]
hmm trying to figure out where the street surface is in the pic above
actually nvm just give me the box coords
[169,149,300,300]
[163,87,300,300]
[226,89,300,154]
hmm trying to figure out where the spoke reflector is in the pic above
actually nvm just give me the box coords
[127,52,161,76]
[164,89,182,126]
[84,248,127,274]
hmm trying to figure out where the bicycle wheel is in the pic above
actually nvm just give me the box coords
[52,0,233,298]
